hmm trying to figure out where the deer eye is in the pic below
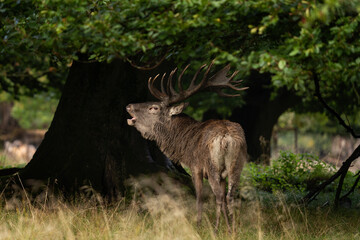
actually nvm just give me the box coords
[149,106,160,113]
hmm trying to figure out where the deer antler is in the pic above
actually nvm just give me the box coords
[148,60,248,105]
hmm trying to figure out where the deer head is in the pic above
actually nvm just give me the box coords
[126,60,247,140]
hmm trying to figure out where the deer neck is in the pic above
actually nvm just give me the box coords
[153,114,200,163]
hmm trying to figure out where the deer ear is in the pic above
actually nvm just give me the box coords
[169,102,189,116]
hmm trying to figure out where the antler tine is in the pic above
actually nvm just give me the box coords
[225,68,246,91]
[166,63,209,105]
[200,60,215,86]
[167,68,178,97]
[224,70,249,91]
[216,90,241,97]
[178,64,190,92]
[189,63,207,89]
[185,60,214,96]
[229,70,239,81]
[233,82,247,88]
[160,73,166,94]
[168,68,177,95]
[148,60,248,104]
[148,74,166,101]
[205,64,248,93]
[168,60,215,102]
[227,85,249,91]
[231,79,244,84]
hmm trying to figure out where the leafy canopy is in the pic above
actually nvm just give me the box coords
[1,0,359,117]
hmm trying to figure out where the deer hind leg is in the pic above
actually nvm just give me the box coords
[226,150,246,233]
[226,179,238,233]
[208,174,230,233]
[191,169,203,227]
[221,179,231,233]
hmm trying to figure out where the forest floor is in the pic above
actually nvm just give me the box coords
[1,139,359,239]
[0,173,359,240]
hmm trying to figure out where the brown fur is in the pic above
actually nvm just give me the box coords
[126,102,247,232]
[127,60,248,232]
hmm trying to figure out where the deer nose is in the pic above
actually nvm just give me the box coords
[126,104,133,112]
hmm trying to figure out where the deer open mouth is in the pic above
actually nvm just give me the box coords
[126,105,137,126]
[127,117,137,126]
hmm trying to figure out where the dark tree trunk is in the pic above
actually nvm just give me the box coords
[230,71,301,163]
[0,102,20,135]
[18,59,184,199]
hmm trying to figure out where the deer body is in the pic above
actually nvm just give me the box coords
[126,61,247,232]
[154,115,245,174]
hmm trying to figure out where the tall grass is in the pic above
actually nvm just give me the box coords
[0,174,359,240]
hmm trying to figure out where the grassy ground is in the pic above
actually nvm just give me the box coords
[0,147,30,169]
[1,149,359,239]
[0,174,359,240]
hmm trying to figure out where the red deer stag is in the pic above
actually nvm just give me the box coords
[126,60,247,232]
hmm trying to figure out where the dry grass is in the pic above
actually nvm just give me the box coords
[0,174,359,240]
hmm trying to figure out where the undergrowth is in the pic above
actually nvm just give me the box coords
[0,173,359,240]
[242,151,357,195]
[0,151,360,239]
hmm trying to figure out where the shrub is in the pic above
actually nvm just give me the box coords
[243,151,335,193]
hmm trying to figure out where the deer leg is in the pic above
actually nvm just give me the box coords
[226,151,245,233]
[191,169,203,227]
[227,174,241,233]
[221,179,231,233]
[226,183,236,233]
[208,175,230,232]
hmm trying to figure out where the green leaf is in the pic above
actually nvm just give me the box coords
[289,49,299,56]
[278,60,286,70]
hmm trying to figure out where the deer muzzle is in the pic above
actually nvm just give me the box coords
[126,104,137,126]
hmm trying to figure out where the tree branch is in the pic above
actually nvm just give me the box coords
[340,171,360,201]
[302,143,360,203]
[313,71,360,138]
[126,51,168,71]
[334,166,349,208]
[302,71,360,204]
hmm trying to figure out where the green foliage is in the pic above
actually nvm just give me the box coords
[184,92,246,120]
[244,151,335,193]
[11,93,58,129]
[277,111,360,135]
[1,0,359,118]
[275,131,333,156]
[0,92,58,129]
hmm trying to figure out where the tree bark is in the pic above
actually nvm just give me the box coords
[17,59,185,199]
[0,102,20,135]
[229,71,301,163]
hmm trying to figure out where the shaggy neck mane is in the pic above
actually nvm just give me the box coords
[153,114,201,164]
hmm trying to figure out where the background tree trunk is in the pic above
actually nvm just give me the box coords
[0,102,20,135]
[230,71,301,163]
[18,59,184,199]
